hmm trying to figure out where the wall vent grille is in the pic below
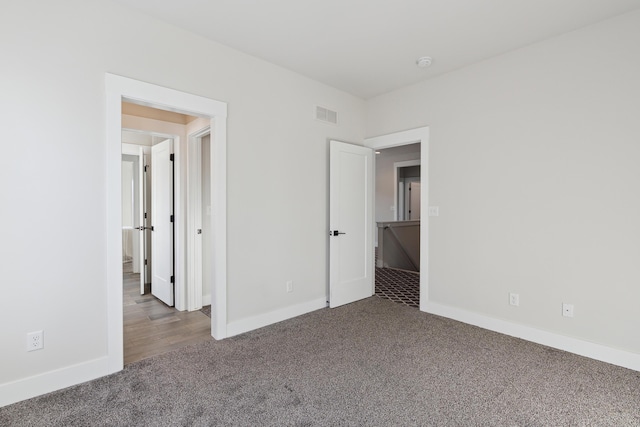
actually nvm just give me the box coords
[315,105,338,125]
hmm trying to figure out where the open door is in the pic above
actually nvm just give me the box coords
[137,146,145,295]
[329,140,374,308]
[151,138,174,306]
[409,181,421,220]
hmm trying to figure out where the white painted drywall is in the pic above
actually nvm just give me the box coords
[0,0,364,402]
[367,10,640,355]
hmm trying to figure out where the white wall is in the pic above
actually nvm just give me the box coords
[0,0,364,403]
[367,10,640,355]
[375,144,421,222]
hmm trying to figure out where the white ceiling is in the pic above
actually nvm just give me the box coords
[113,0,640,99]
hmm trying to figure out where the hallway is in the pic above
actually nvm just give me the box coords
[375,266,420,308]
[123,262,212,364]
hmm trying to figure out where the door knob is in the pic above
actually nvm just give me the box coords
[329,230,346,236]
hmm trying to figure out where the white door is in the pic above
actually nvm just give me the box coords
[329,140,374,308]
[137,146,145,294]
[409,181,421,220]
[151,139,174,306]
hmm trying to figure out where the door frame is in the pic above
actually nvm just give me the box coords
[364,127,429,311]
[106,73,228,374]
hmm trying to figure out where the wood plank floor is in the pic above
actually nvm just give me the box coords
[123,262,212,365]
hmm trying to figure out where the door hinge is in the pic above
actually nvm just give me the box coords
[170,276,174,284]
[144,165,148,172]
[170,154,174,161]
[144,212,147,219]
[170,215,174,222]
[144,259,147,266]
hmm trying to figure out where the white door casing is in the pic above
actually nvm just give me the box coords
[329,140,374,308]
[107,74,228,375]
[151,138,174,306]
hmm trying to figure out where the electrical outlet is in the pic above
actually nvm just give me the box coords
[562,303,574,318]
[509,293,519,306]
[27,330,44,352]
[286,281,293,293]
[428,206,439,217]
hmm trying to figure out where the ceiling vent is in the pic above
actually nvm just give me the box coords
[315,105,338,125]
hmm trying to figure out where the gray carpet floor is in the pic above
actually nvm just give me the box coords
[2,297,639,426]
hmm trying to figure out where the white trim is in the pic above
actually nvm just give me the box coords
[393,159,421,221]
[106,74,228,378]
[210,117,227,339]
[425,301,640,372]
[365,127,430,310]
[0,357,109,407]
[122,127,177,141]
[227,298,327,337]
[121,142,143,155]
[366,127,425,149]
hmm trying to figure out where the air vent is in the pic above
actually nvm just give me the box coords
[315,105,338,125]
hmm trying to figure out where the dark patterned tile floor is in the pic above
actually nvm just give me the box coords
[375,266,420,308]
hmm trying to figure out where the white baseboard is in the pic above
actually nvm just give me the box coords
[202,293,211,307]
[227,297,327,337]
[424,301,640,372]
[0,357,109,407]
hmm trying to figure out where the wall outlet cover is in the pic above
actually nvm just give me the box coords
[27,330,44,351]
[509,293,519,306]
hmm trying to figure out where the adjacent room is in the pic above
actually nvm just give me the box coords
[374,143,422,308]
[121,103,214,364]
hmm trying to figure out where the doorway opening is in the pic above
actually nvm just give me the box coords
[374,143,421,308]
[120,104,212,364]
[365,127,429,312]
[106,74,228,374]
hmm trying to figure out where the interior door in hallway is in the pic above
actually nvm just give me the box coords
[409,181,421,220]
[137,146,146,295]
[151,138,174,306]
[329,140,374,308]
